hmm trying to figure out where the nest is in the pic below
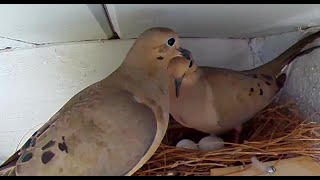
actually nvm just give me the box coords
[134,102,320,176]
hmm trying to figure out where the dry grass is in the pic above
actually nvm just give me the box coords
[134,102,320,176]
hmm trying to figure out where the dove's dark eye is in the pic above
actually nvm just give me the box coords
[166,37,176,47]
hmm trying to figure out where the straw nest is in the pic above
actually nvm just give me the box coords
[134,101,320,176]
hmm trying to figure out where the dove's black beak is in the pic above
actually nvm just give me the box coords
[174,76,184,98]
[178,47,192,61]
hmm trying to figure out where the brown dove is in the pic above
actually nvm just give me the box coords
[169,30,320,146]
[0,27,193,176]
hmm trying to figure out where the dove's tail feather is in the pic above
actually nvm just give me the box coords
[244,30,320,76]
[0,166,16,176]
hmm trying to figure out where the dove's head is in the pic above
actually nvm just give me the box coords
[126,27,193,71]
[167,56,197,98]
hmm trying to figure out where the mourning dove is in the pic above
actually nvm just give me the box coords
[0,27,193,176]
[169,30,320,147]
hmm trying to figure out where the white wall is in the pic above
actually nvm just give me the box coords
[106,4,320,39]
[0,4,112,49]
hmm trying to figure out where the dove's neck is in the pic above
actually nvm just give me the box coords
[102,55,170,112]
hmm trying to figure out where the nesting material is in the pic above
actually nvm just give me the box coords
[134,102,320,176]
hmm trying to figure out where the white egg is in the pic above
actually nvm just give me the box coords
[198,135,224,151]
[176,139,199,150]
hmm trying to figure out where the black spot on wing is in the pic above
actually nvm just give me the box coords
[21,153,33,163]
[58,142,69,154]
[260,89,264,95]
[250,88,254,92]
[58,136,69,153]
[41,151,55,164]
[41,140,56,151]
[265,81,271,86]
[157,56,164,60]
